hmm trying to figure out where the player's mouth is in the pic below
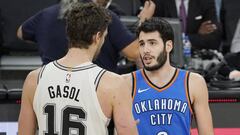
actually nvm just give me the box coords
[143,55,154,65]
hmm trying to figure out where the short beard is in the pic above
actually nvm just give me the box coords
[142,48,167,71]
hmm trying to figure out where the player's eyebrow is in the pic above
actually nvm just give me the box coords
[147,39,157,42]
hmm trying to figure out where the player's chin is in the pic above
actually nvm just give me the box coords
[144,64,154,69]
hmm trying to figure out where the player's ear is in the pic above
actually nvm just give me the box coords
[165,40,173,52]
[96,32,102,41]
[92,32,101,44]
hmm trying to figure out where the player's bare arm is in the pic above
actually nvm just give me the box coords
[17,25,35,44]
[18,68,40,135]
[16,26,23,40]
[97,72,138,135]
[121,0,155,62]
[189,72,214,135]
[122,73,133,93]
[121,39,139,62]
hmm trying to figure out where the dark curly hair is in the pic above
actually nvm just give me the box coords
[66,2,111,49]
[137,18,174,46]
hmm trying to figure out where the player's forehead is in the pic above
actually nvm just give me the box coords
[138,31,162,42]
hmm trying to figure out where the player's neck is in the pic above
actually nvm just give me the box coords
[144,63,176,86]
[146,64,174,76]
[58,48,94,67]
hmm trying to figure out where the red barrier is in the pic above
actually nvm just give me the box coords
[191,128,240,135]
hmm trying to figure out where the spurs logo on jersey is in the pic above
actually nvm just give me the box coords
[34,61,110,135]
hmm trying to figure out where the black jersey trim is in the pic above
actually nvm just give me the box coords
[186,71,194,114]
[37,65,46,84]
[131,72,135,97]
[142,68,178,90]
[94,69,105,85]
[132,72,137,100]
[53,61,96,72]
[95,70,107,92]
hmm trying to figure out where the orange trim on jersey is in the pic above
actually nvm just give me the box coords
[140,69,179,92]
[184,71,193,114]
[132,72,137,101]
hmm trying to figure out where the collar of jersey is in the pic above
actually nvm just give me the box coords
[53,60,96,72]
[140,68,179,92]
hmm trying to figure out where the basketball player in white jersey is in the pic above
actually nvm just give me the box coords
[123,18,214,135]
[18,3,138,135]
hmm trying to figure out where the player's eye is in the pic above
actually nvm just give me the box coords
[149,41,156,46]
[139,42,145,47]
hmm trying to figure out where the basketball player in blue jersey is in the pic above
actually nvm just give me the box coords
[18,3,138,135]
[123,18,214,135]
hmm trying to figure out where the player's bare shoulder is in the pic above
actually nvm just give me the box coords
[97,71,133,100]
[188,72,208,102]
[24,68,41,88]
[22,68,42,103]
[188,72,206,86]
[122,73,133,92]
[122,73,132,82]
[100,71,126,91]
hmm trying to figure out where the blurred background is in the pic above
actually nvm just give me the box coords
[0,0,240,134]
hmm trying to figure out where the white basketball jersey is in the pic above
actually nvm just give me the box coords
[33,61,110,135]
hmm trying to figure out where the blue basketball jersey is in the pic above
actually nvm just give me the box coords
[132,68,193,135]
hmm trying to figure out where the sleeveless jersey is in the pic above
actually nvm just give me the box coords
[33,61,110,135]
[132,68,193,135]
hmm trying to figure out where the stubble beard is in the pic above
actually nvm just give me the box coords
[142,48,168,71]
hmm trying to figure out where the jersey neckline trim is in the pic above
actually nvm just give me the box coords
[141,68,179,92]
[53,60,96,72]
